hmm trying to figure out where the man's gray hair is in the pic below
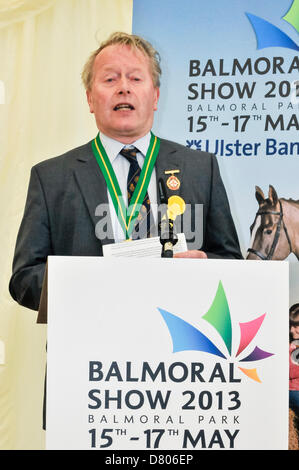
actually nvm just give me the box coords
[82,31,161,90]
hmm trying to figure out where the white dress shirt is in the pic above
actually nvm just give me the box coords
[100,132,158,242]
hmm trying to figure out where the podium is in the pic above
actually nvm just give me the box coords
[45,256,289,450]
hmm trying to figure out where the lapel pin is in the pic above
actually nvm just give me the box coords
[167,195,186,220]
[165,169,181,191]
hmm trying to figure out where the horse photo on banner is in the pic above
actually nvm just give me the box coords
[247,185,299,261]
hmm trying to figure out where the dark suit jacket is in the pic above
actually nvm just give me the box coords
[9,137,242,313]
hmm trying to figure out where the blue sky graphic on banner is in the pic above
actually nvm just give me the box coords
[133,0,299,302]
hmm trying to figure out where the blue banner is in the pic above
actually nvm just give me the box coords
[133,0,299,302]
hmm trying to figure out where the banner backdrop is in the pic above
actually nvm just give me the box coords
[132,0,299,304]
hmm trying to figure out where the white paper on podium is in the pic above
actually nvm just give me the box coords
[103,233,187,258]
[46,257,289,450]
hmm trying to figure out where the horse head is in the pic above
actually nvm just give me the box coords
[247,185,292,260]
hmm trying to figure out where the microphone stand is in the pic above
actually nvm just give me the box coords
[158,179,178,258]
[159,215,178,258]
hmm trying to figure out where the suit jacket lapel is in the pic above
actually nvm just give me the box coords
[155,139,188,238]
[155,139,186,202]
[73,142,114,246]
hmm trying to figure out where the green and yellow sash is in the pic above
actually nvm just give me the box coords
[91,133,160,239]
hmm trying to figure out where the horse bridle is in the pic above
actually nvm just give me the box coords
[247,200,293,260]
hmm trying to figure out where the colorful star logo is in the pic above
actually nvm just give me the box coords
[158,281,274,383]
[246,0,299,52]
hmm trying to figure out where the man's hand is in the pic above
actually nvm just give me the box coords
[174,250,208,259]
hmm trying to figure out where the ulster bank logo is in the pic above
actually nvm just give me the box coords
[246,0,299,52]
[158,281,274,384]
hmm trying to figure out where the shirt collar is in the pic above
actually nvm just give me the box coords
[100,132,151,163]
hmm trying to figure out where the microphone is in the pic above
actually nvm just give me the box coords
[158,178,178,258]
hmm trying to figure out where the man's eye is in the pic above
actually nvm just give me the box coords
[104,75,117,82]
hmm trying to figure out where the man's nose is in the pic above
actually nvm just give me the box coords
[118,76,131,94]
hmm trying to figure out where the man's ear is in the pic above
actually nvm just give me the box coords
[154,88,160,111]
[86,90,94,114]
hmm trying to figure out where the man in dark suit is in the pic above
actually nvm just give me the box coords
[9,32,242,314]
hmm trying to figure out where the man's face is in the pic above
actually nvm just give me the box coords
[86,44,160,143]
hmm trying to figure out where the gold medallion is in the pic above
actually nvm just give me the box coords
[166,174,180,191]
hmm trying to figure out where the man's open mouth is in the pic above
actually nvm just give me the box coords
[113,104,135,111]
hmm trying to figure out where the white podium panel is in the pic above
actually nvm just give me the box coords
[46,257,289,450]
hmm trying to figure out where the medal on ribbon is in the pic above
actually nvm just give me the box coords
[165,169,181,191]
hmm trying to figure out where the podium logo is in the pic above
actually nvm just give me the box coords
[158,281,274,383]
[246,0,299,52]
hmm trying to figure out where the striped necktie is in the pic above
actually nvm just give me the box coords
[120,146,154,239]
